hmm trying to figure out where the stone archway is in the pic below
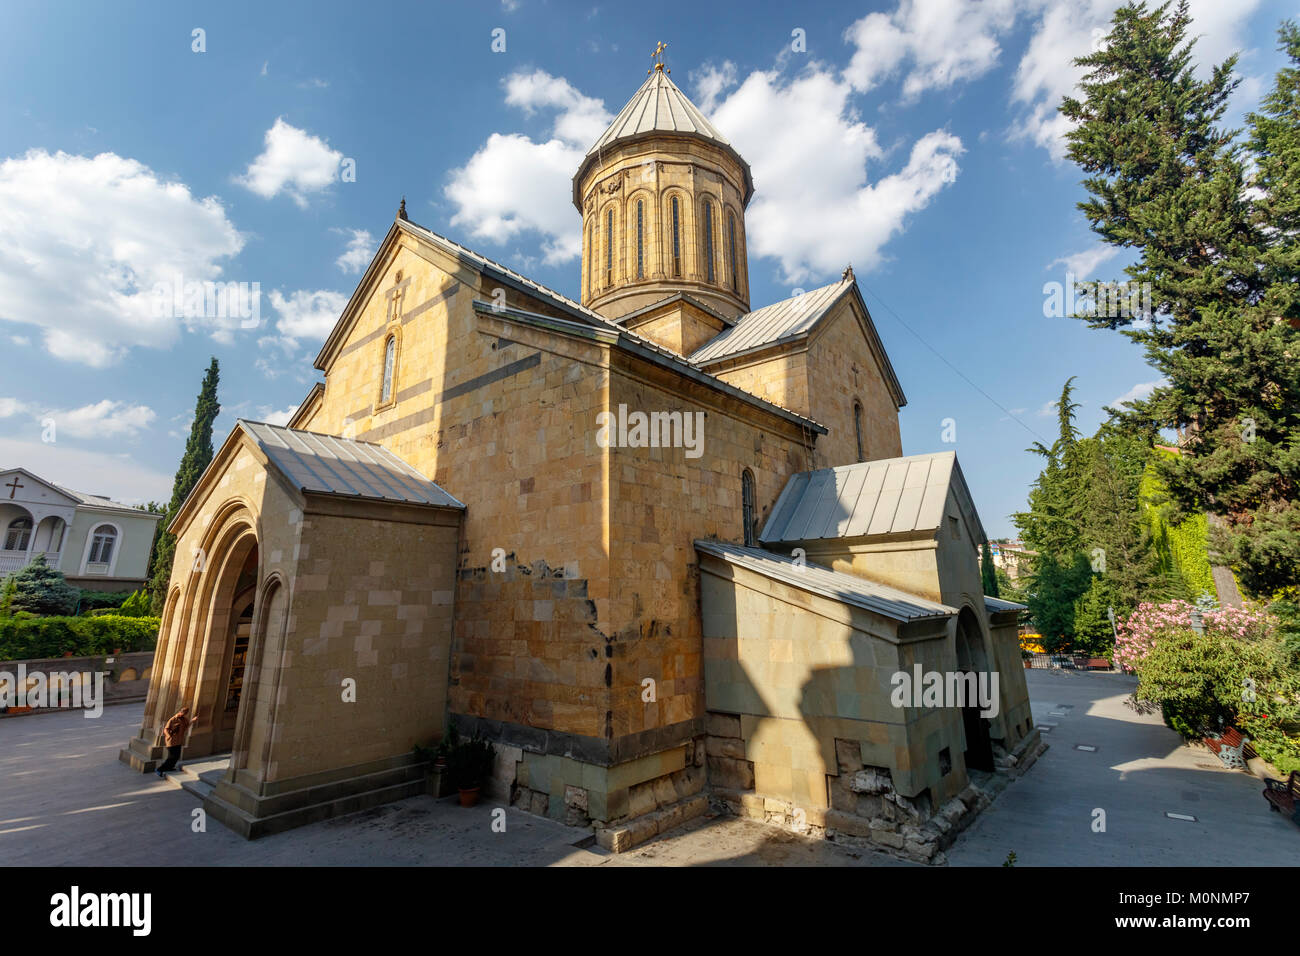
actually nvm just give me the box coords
[954,606,994,773]
[182,528,258,758]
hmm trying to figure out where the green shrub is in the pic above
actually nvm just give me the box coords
[0,614,160,661]
[76,589,133,613]
[9,556,78,616]
[117,590,151,618]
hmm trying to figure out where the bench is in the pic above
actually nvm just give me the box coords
[1203,727,1250,770]
[1087,658,1111,671]
[1263,771,1300,824]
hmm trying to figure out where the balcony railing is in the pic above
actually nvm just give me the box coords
[0,550,61,576]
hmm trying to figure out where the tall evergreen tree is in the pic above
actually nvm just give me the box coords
[981,540,1000,598]
[1060,2,1300,595]
[150,358,221,612]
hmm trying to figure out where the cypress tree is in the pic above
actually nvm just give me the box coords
[150,358,221,612]
[981,541,999,598]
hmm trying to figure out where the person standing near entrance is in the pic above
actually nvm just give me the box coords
[155,706,198,776]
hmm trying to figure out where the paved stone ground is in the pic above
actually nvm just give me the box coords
[946,669,1298,865]
[2,671,1294,866]
[0,702,902,867]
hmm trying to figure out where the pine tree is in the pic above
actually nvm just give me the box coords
[10,555,79,616]
[981,540,1000,598]
[1060,2,1300,595]
[150,358,221,612]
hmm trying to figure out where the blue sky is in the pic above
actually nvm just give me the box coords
[0,0,1292,535]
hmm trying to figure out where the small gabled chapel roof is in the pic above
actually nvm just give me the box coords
[239,420,464,509]
[759,451,985,546]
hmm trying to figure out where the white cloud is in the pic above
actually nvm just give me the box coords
[237,118,343,207]
[843,0,1020,99]
[0,435,172,504]
[255,404,299,427]
[445,70,611,265]
[712,67,962,283]
[335,228,375,274]
[1049,245,1118,279]
[1109,379,1166,409]
[255,288,347,378]
[693,61,738,114]
[501,0,521,10]
[1010,0,1263,160]
[0,149,244,366]
[0,397,155,439]
[267,288,347,349]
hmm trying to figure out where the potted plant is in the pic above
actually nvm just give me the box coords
[446,735,496,807]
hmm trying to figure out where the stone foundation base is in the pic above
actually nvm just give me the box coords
[710,729,1048,865]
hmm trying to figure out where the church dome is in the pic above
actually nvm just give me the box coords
[571,69,754,210]
[574,60,754,324]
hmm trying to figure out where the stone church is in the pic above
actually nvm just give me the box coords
[121,61,1039,859]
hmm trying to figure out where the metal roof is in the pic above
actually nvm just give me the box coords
[760,451,972,544]
[690,278,851,364]
[239,420,464,509]
[695,539,955,622]
[588,70,733,157]
[985,596,1028,614]
[572,70,754,207]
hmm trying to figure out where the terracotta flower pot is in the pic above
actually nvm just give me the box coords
[458,786,481,807]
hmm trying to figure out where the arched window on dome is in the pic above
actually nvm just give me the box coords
[605,207,614,286]
[741,469,757,546]
[727,212,739,293]
[703,201,716,283]
[671,196,682,277]
[635,200,644,279]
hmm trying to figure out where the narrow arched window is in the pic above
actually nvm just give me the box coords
[741,469,756,547]
[671,196,681,277]
[381,335,396,403]
[587,222,594,295]
[636,200,644,279]
[89,524,117,564]
[854,402,866,462]
[727,212,738,292]
[4,517,32,552]
[605,208,614,285]
[703,201,716,283]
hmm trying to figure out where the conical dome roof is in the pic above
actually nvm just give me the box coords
[572,69,753,209]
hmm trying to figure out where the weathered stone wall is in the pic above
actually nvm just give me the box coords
[698,553,968,823]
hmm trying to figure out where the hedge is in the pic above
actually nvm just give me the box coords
[0,614,161,661]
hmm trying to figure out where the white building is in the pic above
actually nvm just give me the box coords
[0,467,163,592]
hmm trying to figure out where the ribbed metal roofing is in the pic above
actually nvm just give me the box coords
[572,69,754,207]
[689,278,851,364]
[985,596,1028,614]
[695,539,955,622]
[588,70,732,156]
[239,420,464,509]
[760,452,963,544]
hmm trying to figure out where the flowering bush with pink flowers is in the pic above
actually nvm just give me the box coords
[1112,600,1272,673]
[1117,599,1300,773]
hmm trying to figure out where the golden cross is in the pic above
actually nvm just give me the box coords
[649,41,669,74]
